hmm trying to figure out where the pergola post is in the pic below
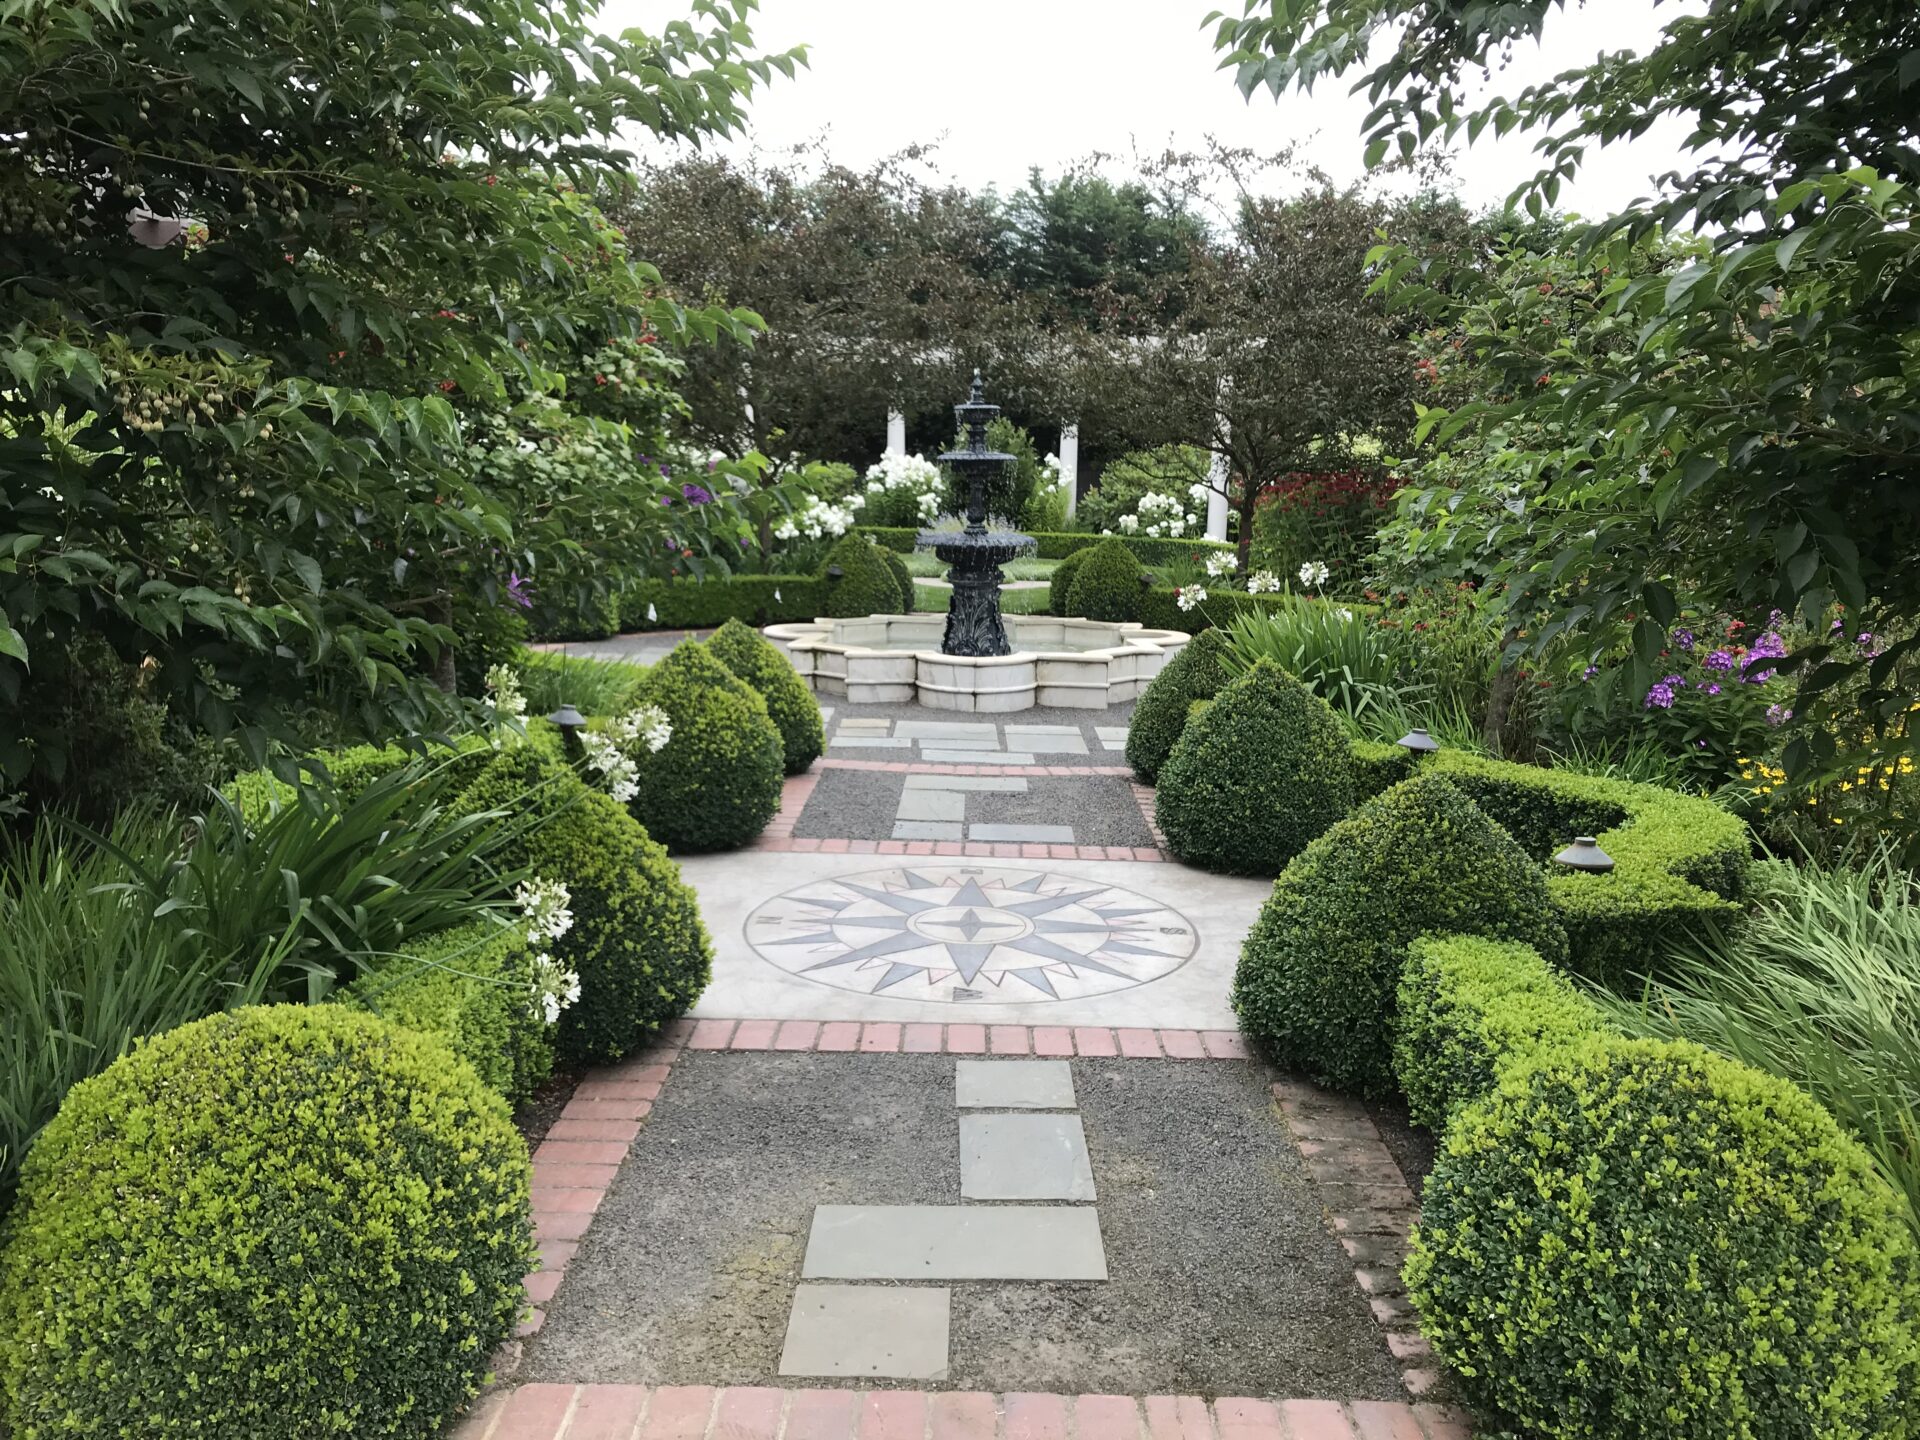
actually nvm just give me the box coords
[886,409,906,457]
[1058,423,1080,519]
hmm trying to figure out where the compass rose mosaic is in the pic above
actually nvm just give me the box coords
[745,865,1199,1003]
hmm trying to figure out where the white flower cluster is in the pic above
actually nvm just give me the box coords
[1134,491,1200,538]
[864,453,945,523]
[1175,584,1208,612]
[484,663,527,724]
[774,493,863,542]
[1246,570,1284,594]
[1298,560,1331,589]
[531,952,583,1025]
[1203,550,1239,578]
[580,703,673,803]
[517,877,581,1024]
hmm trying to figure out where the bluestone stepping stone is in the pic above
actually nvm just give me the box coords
[1004,729,1089,754]
[959,1113,1097,1202]
[829,736,912,749]
[897,721,998,740]
[913,735,1001,750]
[923,750,1037,765]
[802,1205,1107,1281]
[895,789,967,822]
[968,822,1074,843]
[903,775,1029,793]
[893,820,964,841]
[955,1059,1077,1109]
[778,1284,950,1380]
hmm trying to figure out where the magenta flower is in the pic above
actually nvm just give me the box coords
[505,572,533,610]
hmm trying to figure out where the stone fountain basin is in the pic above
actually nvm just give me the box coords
[764,614,1190,713]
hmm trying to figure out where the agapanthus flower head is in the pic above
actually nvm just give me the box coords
[1298,559,1331,588]
[1174,584,1207,612]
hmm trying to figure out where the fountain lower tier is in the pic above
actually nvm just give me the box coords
[763,615,1190,713]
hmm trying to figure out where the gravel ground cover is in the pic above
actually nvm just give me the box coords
[519,1051,1403,1399]
[791,771,1153,848]
[1364,1096,1436,1192]
[790,769,902,840]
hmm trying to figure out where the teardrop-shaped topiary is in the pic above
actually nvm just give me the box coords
[707,617,824,775]
[1049,545,1093,615]
[0,1005,533,1439]
[1233,773,1568,1094]
[882,548,917,611]
[1063,536,1143,621]
[1125,627,1232,783]
[818,535,908,618]
[626,640,784,852]
[1154,658,1357,873]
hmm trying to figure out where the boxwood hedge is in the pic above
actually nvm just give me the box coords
[706,617,824,775]
[1049,546,1091,615]
[1408,1035,1920,1440]
[883,548,916,611]
[627,641,784,852]
[818,535,908,618]
[620,574,822,631]
[1232,774,1568,1094]
[1064,537,1144,622]
[1125,627,1231,783]
[0,1005,533,1439]
[1155,659,1357,875]
[859,525,1232,567]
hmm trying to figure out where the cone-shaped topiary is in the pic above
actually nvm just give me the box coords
[1155,658,1357,874]
[627,640,784,851]
[1126,627,1233,783]
[1064,537,1143,621]
[1233,774,1568,1094]
[454,744,713,1064]
[1408,1035,1920,1440]
[883,548,917,611]
[707,617,824,775]
[818,535,907,618]
[0,1005,533,1438]
[1049,545,1093,615]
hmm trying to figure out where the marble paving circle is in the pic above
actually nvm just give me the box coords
[745,865,1199,1003]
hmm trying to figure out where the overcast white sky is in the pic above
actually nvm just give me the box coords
[603,0,1702,217]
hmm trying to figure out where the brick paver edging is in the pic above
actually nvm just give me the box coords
[756,769,1169,862]
[824,758,1137,778]
[687,1019,1251,1060]
[1269,1082,1442,1403]
[453,1384,1472,1440]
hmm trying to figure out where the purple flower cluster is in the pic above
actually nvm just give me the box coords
[681,483,713,505]
[1644,673,1685,709]
[1766,703,1793,726]
[1671,627,1695,651]
[505,571,533,610]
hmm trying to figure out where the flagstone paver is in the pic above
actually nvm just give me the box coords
[779,1286,952,1381]
[958,1113,1096,1201]
[800,1205,1108,1282]
[954,1059,1077,1109]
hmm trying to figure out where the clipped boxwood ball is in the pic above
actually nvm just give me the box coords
[1049,546,1093,615]
[629,641,784,852]
[883,548,916,611]
[818,535,907,618]
[1064,537,1144,622]
[0,1005,532,1439]
[455,745,713,1064]
[707,617,824,775]
[1155,658,1356,874]
[1408,1035,1920,1439]
[1126,627,1231,783]
[1233,774,1568,1093]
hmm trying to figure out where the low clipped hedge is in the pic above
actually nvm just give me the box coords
[628,641,784,851]
[1137,585,1339,634]
[818,535,909,618]
[1408,1035,1920,1439]
[1126,627,1232,783]
[1233,774,1569,1094]
[529,586,622,642]
[707,617,824,775]
[1419,749,1750,987]
[859,525,1231,566]
[225,736,497,829]
[1049,546,1091,615]
[344,920,554,1107]
[454,745,713,1064]
[0,1005,533,1438]
[1155,659,1357,875]
[620,575,823,632]
[1065,537,1145,622]
[1393,934,1610,1130]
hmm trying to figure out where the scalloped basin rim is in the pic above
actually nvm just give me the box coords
[764,614,1190,713]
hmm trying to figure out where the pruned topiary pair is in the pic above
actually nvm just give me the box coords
[707,617,823,775]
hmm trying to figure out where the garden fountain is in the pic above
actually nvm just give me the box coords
[767,373,1188,710]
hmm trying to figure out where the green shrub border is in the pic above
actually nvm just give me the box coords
[856,525,1232,566]
[619,575,824,632]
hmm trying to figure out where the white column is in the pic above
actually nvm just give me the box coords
[1206,451,1231,542]
[1058,423,1080,519]
[886,409,906,457]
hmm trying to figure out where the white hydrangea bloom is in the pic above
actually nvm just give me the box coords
[775,495,861,541]
[1116,514,1140,534]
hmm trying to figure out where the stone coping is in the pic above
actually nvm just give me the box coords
[453,1385,1473,1440]
[766,616,1188,668]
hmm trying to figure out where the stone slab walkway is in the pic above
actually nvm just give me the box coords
[452,1385,1471,1440]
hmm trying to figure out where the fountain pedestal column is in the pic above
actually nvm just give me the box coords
[927,371,1031,659]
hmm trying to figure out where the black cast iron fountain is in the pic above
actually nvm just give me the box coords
[925,371,1033,657]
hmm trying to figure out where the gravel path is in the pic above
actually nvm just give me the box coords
[792,771,1153,847]
[519,1052,1403,1399]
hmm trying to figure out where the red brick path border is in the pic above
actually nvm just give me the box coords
[452,1385,1472,1440]
[687,1019,1252,1061]
[1270,1082,1442,1402]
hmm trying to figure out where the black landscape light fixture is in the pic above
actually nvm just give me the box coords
[825,564,845,581]
[548,702,587,748]
[1553,835,1616,874]
[1396,726,1441,754]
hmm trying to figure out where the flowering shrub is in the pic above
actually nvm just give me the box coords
[773,493,862,543]
[1249,469,1398,584]
[1116,486,1207,538]
[860,453,945,528]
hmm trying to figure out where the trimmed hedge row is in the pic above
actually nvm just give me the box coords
[619,574,824,632]
[627,642,784,852]
[344,920,554,1108]
[1065,537,1145,622]
[0,1005,533,1438]
[857,525,1232,565]
[1409,1026,1920,1437]
[1137,585,1317,634]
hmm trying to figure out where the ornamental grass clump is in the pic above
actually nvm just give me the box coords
[1232,774,1567,1094]
[626,641,784,852]
[1063,537,1144,622]
[1126,627,1232,784]
[1155,658,1357,874]
[0,1005,533,1439]
[1408,1035,1920,1440]
[706,617,825,775]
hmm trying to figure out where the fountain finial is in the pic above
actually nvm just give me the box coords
[969,368,985,404]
